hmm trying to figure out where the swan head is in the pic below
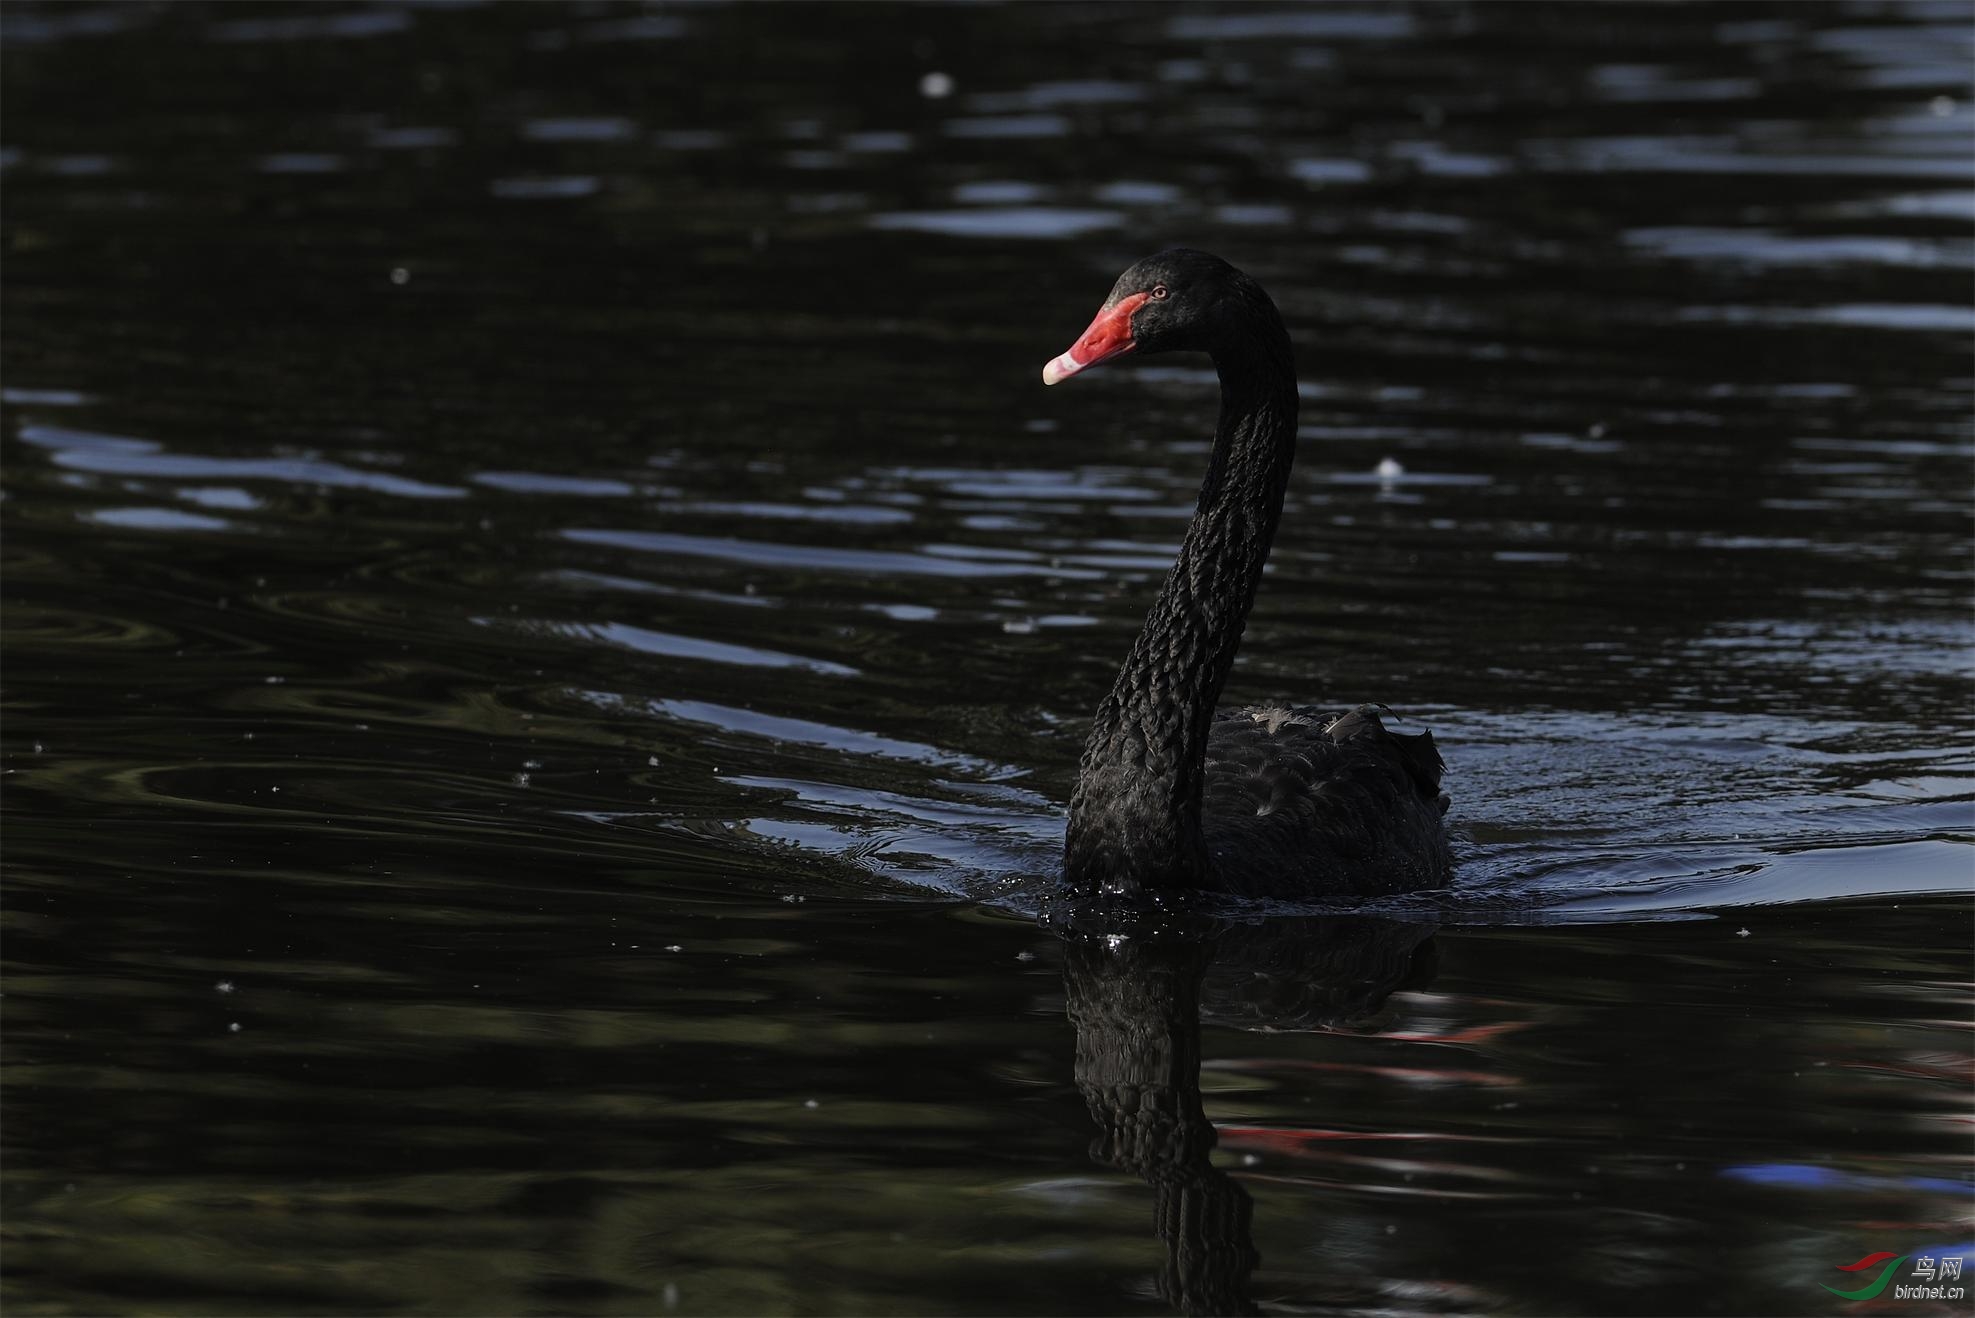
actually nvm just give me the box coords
[1042,248,1244,385]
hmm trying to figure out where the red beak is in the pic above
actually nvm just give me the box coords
[1042,292,1150,385]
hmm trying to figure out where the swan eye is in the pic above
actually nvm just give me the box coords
[1150,285,1169,300]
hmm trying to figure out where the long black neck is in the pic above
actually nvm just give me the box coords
[1066,284,1298,891]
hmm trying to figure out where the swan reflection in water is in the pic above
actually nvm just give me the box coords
[1052,906,1441,1316]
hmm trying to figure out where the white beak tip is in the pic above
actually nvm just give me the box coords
[1042,353,1080,386]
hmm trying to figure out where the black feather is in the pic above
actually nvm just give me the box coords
[1199,704,1451,896]
[1056,252,1453,898]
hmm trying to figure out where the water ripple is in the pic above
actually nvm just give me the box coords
[20,425,466,500]
[563,528,1102,579]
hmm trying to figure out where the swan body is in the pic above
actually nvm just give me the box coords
[1044,249,1451,897]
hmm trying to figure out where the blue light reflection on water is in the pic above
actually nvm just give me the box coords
[1724,1165,1970,1197]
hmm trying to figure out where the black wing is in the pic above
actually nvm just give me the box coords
[1200,703,1451,896]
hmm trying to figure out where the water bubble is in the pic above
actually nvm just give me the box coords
[390,266,410,285]
[664,944,683,953]
[1375,457,1405,479]
[1015,950,1035,962]
[228,1022,242,1033]
[647,755,659,766]
[1931,95,1956,117]
[214,980,235,994]
[803,1098,820,1109]
[918,71,954,99]
[1736,927,1750,937]
[662,1284,680,1310]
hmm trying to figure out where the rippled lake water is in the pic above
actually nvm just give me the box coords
[4,3,1971,1313]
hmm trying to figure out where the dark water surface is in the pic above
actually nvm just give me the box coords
[4,2,1971,1313]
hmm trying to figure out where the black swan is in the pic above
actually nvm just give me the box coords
[1043,249,1451,898]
